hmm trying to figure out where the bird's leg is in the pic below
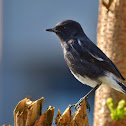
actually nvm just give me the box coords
[72,84,101,111]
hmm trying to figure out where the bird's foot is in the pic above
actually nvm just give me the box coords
[69,85,101,111]
[69,97,90,112]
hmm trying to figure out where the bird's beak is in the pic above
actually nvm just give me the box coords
[45,28,55,32]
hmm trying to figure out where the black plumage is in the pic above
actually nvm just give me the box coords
[65,38,125,80]
[46,20,126,109]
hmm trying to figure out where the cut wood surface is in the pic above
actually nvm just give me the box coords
[4,97,89,126]
[55,100,89,126]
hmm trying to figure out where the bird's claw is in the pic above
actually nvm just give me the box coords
[86,101,90,112]
[69,98,90,112]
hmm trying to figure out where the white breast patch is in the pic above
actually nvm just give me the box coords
[70,70,98,88]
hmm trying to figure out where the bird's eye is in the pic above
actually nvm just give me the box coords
[63,27,67,31]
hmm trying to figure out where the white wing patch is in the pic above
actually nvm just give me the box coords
[78,39,104,62]
[78,39,82,46]
[89,52,104,61]
[95,57,104,61]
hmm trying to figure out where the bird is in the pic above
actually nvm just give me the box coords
[45,20,126,110]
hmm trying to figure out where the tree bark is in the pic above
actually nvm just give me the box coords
[93,0,126,126]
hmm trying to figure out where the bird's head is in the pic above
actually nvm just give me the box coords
[46,20,85,41]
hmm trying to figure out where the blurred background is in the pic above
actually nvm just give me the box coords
[0,0,99,125]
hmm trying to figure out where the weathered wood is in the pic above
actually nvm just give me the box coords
[55,100,89,126]
[14,97,44,126]
[71,101,89,126]
[34,106,55,126]
[11,97,89,126]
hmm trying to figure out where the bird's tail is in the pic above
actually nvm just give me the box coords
[117,81,126,94]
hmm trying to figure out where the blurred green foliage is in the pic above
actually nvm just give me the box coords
[107,97,126,121]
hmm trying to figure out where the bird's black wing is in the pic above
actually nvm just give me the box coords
[70,38,125,80]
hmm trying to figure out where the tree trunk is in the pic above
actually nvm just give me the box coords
[93,0,126,126]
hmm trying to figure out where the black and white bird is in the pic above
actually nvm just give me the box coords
[46,20,126,109]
